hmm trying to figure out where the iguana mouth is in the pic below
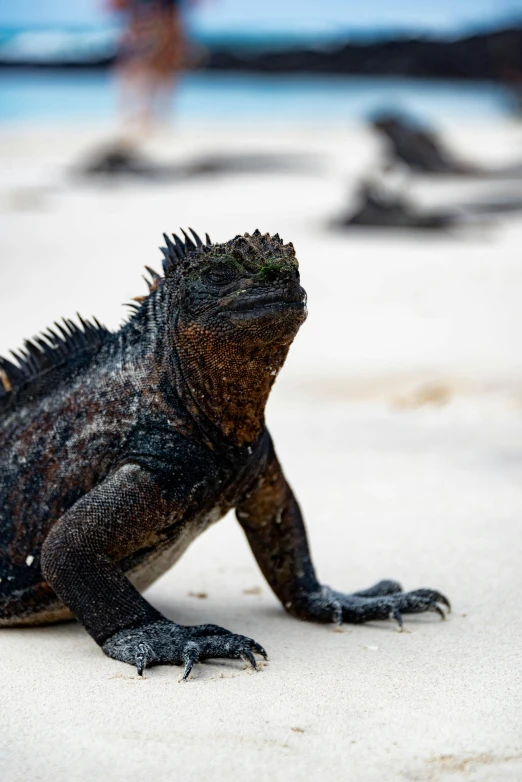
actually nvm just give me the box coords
[226,290,307,315]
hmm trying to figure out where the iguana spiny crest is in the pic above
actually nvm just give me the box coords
[0,229,305,410]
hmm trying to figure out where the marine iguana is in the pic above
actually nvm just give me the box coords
[372,113,522,178]
[336,179,522,230]
[0,229,450,679]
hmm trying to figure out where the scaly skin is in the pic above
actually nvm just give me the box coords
[0,229,450,679]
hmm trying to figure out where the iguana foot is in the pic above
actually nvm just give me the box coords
[102,620,267,679]
[291,582,450,629]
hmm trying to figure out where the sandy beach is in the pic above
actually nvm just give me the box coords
[1,120,522,781]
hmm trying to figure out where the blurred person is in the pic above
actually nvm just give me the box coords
[80,0,207,176]
[108,0,200,141]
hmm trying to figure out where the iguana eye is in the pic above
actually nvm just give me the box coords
[203,264,238,287]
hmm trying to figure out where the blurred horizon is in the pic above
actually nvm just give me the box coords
[2,1,522,125]
[1,0,522,42]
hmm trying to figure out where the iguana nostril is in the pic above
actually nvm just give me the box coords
[263,268,279,283]
[260,265,299,285]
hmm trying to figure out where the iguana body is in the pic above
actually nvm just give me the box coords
[0,229,449,678]
[372,113,522,178]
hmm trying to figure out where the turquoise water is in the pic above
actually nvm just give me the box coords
[0,70,516,125]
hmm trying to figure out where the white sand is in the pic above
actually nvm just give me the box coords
[1,122,522,781]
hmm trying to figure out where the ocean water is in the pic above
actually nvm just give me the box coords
[0,69,516,125]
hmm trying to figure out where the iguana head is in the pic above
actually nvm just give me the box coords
[160,229,307,345]
[140,229,307,443]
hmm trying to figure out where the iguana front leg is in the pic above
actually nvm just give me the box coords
[41,464,266,677]
[236,439,450,629]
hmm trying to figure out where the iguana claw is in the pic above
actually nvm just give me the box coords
[135,642,150,676]
[241,649,258,671]
[249,640,268,660]
[182,642,200,681]
[390,607,403,631]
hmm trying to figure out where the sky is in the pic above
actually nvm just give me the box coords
[1,0,522,36]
